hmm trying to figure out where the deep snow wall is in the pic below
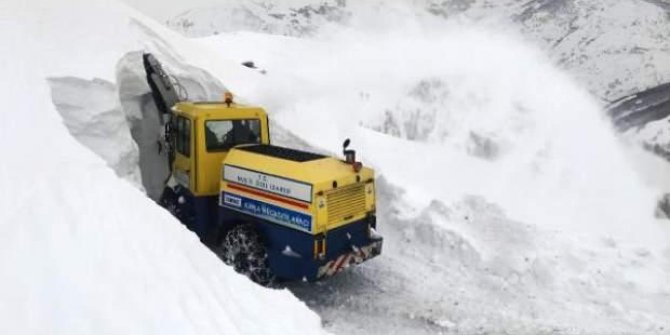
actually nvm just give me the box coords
[48,47,229,200]
[48,76,143,186]
[115,53,169,199]
[0,1,328,334]
[114,50,228,199]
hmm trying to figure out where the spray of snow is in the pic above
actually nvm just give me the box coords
[47,76,143,186]
[202,24,666,248]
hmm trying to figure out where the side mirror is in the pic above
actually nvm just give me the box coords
[343,138,351,151]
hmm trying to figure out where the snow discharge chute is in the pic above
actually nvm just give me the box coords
[143,53,183,123]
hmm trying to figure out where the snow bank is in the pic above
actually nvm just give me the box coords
[0,1,326,334]
[48,76,143,186]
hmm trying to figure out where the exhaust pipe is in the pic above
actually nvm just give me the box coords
[342,139,362,172]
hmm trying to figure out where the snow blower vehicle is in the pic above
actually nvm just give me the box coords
[143,53,382,285]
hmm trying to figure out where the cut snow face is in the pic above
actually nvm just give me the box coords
[48,49,227,200]
[47,76,143,186]
[115,50,226,199]
[115,52,169,199]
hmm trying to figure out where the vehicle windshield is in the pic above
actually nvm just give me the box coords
[205,119,261,152]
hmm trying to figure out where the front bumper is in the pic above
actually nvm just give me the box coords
[316,239,383,279]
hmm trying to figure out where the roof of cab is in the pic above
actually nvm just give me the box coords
[174,101,267,119]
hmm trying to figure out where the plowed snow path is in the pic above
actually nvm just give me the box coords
[288,178,670,335]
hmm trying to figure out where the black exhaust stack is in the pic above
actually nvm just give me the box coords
[343,138,355,163]
[143,53,182,174]
[143,53,182,123]
[343,139,363,172]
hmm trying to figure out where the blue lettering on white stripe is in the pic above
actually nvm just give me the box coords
[221,192,312,232]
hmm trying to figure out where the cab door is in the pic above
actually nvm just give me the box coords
[173,114,195,192]
[196,115,269,196]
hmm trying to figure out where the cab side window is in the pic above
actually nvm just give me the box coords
[176,116,191,157]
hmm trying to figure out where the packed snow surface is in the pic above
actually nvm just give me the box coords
[0,1,326,334]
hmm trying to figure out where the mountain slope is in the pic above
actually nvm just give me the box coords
[165,0,670,101]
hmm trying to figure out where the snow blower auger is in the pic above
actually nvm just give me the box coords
[142,53,383,285]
